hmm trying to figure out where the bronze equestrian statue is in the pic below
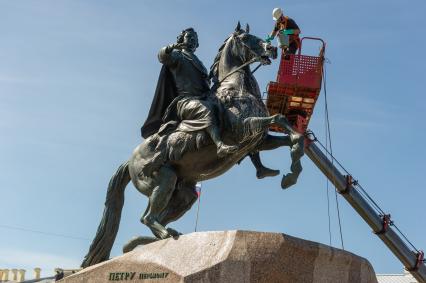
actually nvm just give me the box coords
[82,23,304,268]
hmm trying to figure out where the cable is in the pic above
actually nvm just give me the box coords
[311,133,422,254]
[315,138,386,216]
[324,93,332,247]
[393,224,420,253]
[325,165,332,247]
[323,61,345,250]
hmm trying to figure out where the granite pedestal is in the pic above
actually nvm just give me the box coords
[62,230,377,283]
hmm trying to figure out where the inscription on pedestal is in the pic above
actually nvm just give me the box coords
[108,272,169,281]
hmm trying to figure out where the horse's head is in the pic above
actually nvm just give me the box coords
[231,22,277,65]
[211,22,277,84]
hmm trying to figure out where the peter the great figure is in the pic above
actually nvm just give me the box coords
[143,28,237,159]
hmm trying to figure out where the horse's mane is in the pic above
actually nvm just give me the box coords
[209,28,248,87]
[208,37,228,85]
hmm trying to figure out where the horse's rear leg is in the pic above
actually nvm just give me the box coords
[157,181,198,227]
[141,165,178,239]
[125,183,197,252]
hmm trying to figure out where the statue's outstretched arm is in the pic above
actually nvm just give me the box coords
[158,45,182,67]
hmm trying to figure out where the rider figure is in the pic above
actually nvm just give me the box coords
[266,8,301,55]
[142,28,237,158]
[158,28,238,158]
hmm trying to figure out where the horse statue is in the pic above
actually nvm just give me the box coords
[81,23,304,268]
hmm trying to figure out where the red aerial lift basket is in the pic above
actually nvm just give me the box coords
[266,37,325,133]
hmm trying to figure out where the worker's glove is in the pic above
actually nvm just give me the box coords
[265,35,274,43]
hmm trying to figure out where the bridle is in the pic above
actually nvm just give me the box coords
[217,33,266,84]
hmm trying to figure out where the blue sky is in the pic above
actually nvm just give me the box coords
[1,0,425,279]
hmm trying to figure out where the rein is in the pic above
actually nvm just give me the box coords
[217,56,260,84]
[217,32,267,84]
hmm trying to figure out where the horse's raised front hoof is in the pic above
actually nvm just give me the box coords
[281,173,298,189]
[256,167,280,179]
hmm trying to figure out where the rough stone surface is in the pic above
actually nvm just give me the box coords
[62,230,377,283]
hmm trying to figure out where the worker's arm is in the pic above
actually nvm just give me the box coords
[266,28,279,43]
[281,28,301,35]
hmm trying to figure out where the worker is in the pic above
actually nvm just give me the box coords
[266,8,301,55]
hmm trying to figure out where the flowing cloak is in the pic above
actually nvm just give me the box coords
[141,66,178,138]
[141,49,215,138]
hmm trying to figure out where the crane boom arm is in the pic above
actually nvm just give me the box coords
[305,141,426,283]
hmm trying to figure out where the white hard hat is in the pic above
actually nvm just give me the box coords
[272,8,283,21]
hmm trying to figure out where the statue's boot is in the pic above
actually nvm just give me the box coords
[217,143,239,158]
[256,166,280,179]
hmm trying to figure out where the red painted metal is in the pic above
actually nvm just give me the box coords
[267,37,325,134]
[341,175,353,194]
[375,214,392,235]
[409,251,425,271]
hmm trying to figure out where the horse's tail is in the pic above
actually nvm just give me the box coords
[81,161,131,268]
